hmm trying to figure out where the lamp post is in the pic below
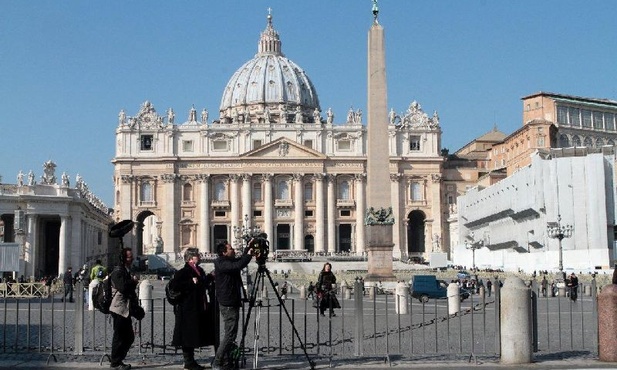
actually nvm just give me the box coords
[464,231,484,271]
[546,214,573,279]
[233,214,261,248]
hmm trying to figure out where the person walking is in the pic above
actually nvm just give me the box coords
[280,282,288,300]
[109,248,140,370]
[213,241,254,370]
[170,248,217,370]
[307,281,315,300]
[90,259,107,282]
[567,272,579,302]
[486,279,492,297]
[62,267,74,302]
[316,262,341,317]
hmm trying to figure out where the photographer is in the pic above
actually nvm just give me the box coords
[213,240,255,370]
[316,262,341,317]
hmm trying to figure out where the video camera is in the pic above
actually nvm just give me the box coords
[243,231,270,265]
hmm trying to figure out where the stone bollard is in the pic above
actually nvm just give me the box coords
[88,279,99,311]
[500,277,532,364]
[367,282,376,300]
[344,286,351,300]
[300,285,306,299]
[584,284,591,296]
[447,283,460,315]
[139,279,153,313]
[598,284,617,361]
[558,285,566,297]
[395,281,408,314]
[479,285,485,297]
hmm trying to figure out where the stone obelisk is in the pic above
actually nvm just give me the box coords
[365,2,396,282]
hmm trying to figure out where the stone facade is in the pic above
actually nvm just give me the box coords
[112,15,445,260]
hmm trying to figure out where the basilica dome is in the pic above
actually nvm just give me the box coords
[219,13,321,125]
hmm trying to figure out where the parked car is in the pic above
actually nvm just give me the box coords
[457,270,471,280]
[409,275,468,303]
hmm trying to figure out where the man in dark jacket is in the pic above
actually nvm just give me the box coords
[62,267,74,302]
[171,248,216,370]
[212,241,253,370]
[109,248,139,370]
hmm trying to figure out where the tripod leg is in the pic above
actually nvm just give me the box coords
[263,268,316,370]
[240,270,263,369]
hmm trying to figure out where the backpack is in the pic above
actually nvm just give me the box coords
[93,277,113,314]
[165,276,182,306]
[96,266,106,279]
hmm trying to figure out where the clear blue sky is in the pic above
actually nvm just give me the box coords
[1,1,616,206]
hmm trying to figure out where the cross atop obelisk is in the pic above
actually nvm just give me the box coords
[365,0,396,281]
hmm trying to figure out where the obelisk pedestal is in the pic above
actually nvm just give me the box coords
[365,224,396,282]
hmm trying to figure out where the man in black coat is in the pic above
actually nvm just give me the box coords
[212,241,253,370]
[171,248,216,370]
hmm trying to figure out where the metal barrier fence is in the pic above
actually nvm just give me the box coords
[0,278,598,366]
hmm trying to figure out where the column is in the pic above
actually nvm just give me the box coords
[327,174,336,253]
[390,173,402,258]
[430,174,443,251]
[293,173,304,250]
[25,215,38,278]
[199,174,211,253]
[315,174,325,253]
[230,175,240,241]
[241,174,252,227]
[161,174,177,253]
[58,215,69,274]
[354,173,366,254]
[263,174,273,243]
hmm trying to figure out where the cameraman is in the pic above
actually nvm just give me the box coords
[213,240,255,370]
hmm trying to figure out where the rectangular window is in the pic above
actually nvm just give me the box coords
[140,135,153,151]
[182,140,194,152]
[557,106,568,124]
[447,194,454,204]
[605,113,616,131]
[593,111,603,129]
[252,183,262,201]
[212,140,228,151]
[537,136,545,147]
[410,136,421,151]
[214,211,226,217]
[337,140,351,151]
[411,182,422,201]
[568,107,580,126]
[340,210,351,217]
[582,109,592,128]
[253,140,262,149]
[253,210,262,217]
[304,210,314,217]
[303,139,313,149]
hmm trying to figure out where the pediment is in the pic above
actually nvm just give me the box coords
[241,138,327,159]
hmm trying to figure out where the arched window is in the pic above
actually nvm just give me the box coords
[559,134,570,148]
[304,182,313,201]
[183,183,193,201]
[214,181,226,201]
[595,138,604,148]
[583,136,593,148]
[338,180,350,200]
[277,179,289,199]
[572,135,581,147]
[141,182,153,202]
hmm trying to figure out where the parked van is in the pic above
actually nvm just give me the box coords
[409,275,469,303]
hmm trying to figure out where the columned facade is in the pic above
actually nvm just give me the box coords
[112,14,445,260]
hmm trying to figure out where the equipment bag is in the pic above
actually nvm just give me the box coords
[93,277,113,314]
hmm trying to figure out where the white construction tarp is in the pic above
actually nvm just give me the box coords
[0,243,20,272]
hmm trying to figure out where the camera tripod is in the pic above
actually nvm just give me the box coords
[239,262,315,369]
